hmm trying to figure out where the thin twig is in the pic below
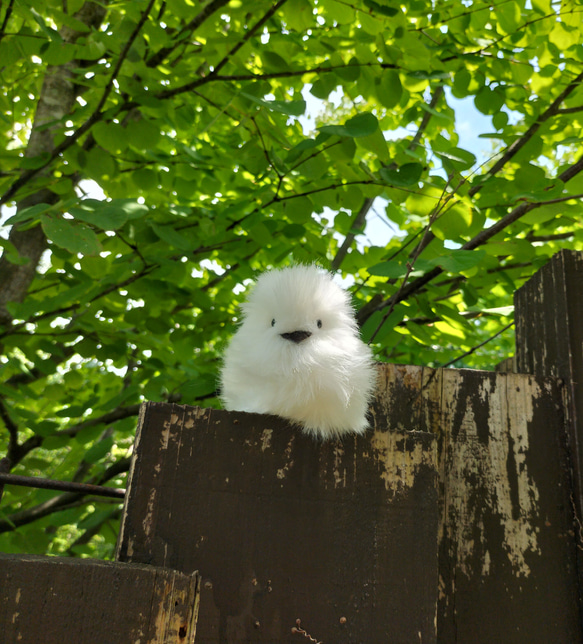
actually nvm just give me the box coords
[438,321,515,369]
[367,175,455,343]
[0,473,125,499]
[332,85,445,272]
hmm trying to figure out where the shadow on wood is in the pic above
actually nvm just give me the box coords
[0,554,199,644]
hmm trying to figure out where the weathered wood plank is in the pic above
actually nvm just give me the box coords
[117,367,440,644]
[515,250,583,521]
[0,554,199,644]
[373,364,581,641]
[117,362,581,642]
[436,368,581,643]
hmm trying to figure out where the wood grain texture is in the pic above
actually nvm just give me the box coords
[515,249,583,518]
[374,364,581,642]
[117,368,439,644]
[117,362,582,642]
[0,554,199,644]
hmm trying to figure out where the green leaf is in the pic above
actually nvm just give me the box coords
[376,70,403,109]
[380,163,423,187]
[367,261,408,278]
[92,122,128,154]
[125,119,162,150]
[150,222,195,250]
[319,112,379,138]
[41,216,102,255]
[437,147,477,172]
[0,238,30,266]
[241,93,306,116]
[431,249,486,273]
[474,86,505,115]
[6,203,53,226]
[432,202,473,241]
[495,1,521,35]
[180,375,218,400]
[363,0,399,17]
[83,436,114,464]
[281,223,306,238]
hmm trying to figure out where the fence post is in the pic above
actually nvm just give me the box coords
[514,250,583,521]
[0,554,200,644]
[117,362,582,643]
[116,376,440,643]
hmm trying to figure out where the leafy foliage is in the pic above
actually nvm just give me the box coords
[0,0,582,557]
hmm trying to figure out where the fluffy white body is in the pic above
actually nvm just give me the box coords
[220,265,377,440]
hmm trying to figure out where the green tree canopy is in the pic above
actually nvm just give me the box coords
[0,0,582,557]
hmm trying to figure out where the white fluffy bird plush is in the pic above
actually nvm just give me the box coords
[220,265,377,439]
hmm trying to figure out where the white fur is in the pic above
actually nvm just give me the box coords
[220,265,377,440]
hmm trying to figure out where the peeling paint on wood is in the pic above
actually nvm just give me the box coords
[117,360,582,643]
[0,554,199,644]
[441,370,542,578]
[515,250,583,524]
[375,363,581,642]
[117,376,439,643]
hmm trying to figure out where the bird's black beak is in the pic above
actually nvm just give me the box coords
[280,331,312,344]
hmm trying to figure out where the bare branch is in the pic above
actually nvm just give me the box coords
[330,198,375,272]
[0,457,130,534]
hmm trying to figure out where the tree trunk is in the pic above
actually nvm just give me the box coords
[0,1,108,325]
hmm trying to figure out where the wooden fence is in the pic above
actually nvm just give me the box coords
[2,249,583,643]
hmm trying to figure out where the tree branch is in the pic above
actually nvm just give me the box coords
[330,197,375,272]
[525,231,575,242]
[145,0,230,69]
[469,69,583,197]
[557,105,583,115]
[0,396,19,458]
[0,0,14,45]
[156,0,290,101]
[406,69,583,262]
[332,85,445,272]
[357,153,583,327]
[0,0,154,208]
[54,404,142,439]
[437,322,515,369]
[0,1,108,325]
[0,457,130,534]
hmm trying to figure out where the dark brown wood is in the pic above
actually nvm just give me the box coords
[117,375,440,644]
[0,554,199,644]
[378,364,581,642]
[515,250,583,520]
[117,362,582,643]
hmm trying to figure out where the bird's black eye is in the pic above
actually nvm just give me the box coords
[271,318,276,327]
[317,319,322,329]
